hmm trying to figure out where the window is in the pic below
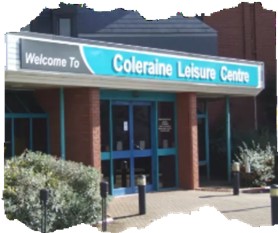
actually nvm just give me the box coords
[5,90,49,158]
[58,18,71,36]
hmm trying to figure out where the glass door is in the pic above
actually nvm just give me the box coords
[112,101,153,195]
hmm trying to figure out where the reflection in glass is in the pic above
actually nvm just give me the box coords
[112,105,130,151]
[113,159,131,188]
[133,105,151,150]
[134,157,152,184]
[159,155,175,188]
[158,102,175,148]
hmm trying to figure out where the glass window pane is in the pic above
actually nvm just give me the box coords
[14,118,30,155]
[159,155,176,188]
[134,157,152,185]
[59,18,71,36]
[133,105,151,150]
[5,92,26,113]
[33,118,48,153]
[19,91,44,113]
[198,118,206,161]
[5,91,45,113]
[101,101,110,152]
[158,102,175,148]
[5,119,12,159]
[197,100,205,114]
[112,105,130,151]
[113,159,131,188]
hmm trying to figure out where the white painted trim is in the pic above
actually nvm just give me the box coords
[5,70,263,96]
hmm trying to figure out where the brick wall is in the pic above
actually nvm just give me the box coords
[177,92,199,189]
[65,88,101,170]
[35,87,101,170]
[35,89,61,157]
[204,2,276,131]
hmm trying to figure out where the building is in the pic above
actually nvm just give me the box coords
[204,2,276,131]
[5,3,266,195]
[203,2,276,178]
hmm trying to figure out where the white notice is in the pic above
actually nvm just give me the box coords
[124,121,128,131]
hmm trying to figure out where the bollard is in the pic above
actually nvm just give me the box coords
[137,175,146,215]
[232,162,240,195]
[270,184,278,225]
[100,181,109,232]
[40,189,49,233]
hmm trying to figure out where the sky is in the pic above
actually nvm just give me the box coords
[0,0,277,231]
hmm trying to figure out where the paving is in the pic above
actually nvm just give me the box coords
[101,187,272,233]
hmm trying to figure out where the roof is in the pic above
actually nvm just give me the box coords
[78,9,216,36]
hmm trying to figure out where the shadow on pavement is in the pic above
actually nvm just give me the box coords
[199,194,233,198]
[113,213,140,220]
[221,205,270,213]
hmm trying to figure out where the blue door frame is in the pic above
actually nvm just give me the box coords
[111,101,154,195]
[100,90,178,196]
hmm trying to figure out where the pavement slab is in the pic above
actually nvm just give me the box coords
[102,190,271,233]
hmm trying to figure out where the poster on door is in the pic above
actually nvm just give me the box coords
[158,118,172,133]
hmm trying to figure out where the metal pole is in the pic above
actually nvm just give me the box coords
[137,175,146,215]
[270,184,278,225]
[60,88,66,160]
[40,189,49,233]
[226,96,231,182]
[232,162,240,195]
[100,181,108,232]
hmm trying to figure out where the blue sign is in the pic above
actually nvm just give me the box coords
[20,38,261,88]
[82,45,260,88]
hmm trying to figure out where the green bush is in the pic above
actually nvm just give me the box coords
[3,150,102,232]
[235,141,275,187]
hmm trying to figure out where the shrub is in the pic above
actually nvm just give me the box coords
[3,150,102,232]
[235,141,275,187]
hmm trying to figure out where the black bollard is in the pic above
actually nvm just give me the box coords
[137,175,146,215]
[232,162,240,195]
[273,153,278,184]
[40,189,49,233]
[271,184,278,225]
[100,181,109,232]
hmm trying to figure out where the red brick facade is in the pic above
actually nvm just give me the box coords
[204,2,276,131]
[64,88,101,170]
[35,89,61,157]
[35,88,101,170]
[177,92,199,189]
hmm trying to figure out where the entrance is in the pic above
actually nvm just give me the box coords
[112,101,153,195]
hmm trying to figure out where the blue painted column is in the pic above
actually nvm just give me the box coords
[60,88,66,160]
[226,96,231,182]
[109,101,114,195]
[153,101,159,191]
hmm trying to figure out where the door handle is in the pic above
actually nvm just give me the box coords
[134,143,143,150]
